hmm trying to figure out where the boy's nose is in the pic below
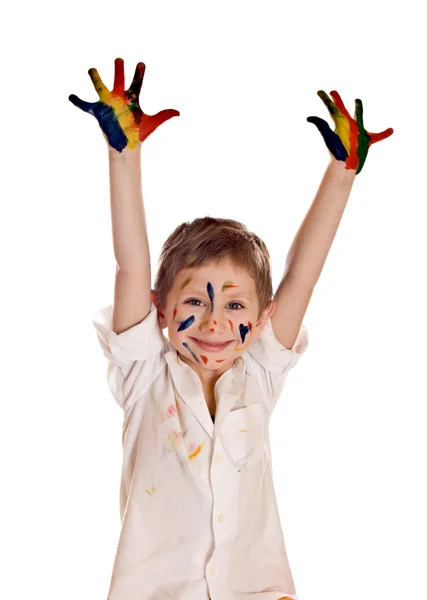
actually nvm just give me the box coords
[199,307,229,335]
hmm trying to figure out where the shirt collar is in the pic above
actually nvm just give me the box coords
[163,345,246,433]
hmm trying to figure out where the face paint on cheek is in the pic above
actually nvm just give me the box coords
[234,322,252,351]
[177,315,195,331]
[239,323,250,344]
[182,342,201,363]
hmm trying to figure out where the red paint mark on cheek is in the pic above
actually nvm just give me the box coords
[172,309,177,320]
[228,320,234,331]
[248,321,252,331]
[209,328,215,332]
[213,320,217,325]
[215,359,225,363]
[200,355,208,364]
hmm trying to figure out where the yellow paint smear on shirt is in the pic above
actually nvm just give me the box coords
[188,439,207,460]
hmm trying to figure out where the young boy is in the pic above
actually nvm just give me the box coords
[69,58,393,600]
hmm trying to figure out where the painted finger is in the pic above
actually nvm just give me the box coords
[68,94,96,114]
[138,108,180,143]
[113,57,125,95]
[127,62,146,99]
[330,90,352,121]
[354,98,364,127]
[317,90,342,119]
[307,116,348,161]
[354,127,371,173]
[318,90,351,152]
[367,127,394,145]
[88,67,109,101]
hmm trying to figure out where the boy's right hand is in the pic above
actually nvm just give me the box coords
[69,58,180,153]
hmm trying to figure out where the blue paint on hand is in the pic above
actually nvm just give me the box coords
[307,116,348,162]
[68,95,128,152]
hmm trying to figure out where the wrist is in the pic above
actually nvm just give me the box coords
[327,158,357,183]
[108,144,142,160]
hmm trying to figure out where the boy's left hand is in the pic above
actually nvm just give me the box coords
[307,90,393,174]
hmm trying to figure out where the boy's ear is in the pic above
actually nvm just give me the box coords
[150,289,168,329]
[256,299,276,331]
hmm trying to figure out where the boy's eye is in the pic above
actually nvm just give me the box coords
[228,302,244,310]
[186,299,203,307]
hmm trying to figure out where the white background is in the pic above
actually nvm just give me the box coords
[1,1,426,599]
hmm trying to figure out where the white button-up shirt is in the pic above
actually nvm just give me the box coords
[93,302,308,600]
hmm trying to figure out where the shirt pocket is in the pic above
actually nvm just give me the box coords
[219,402,266,469]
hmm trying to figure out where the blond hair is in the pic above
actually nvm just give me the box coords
[153,216,273,320]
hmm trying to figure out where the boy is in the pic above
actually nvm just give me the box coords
[69,58,393,600]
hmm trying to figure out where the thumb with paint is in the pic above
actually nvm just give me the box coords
[68,57,180,153]
[307,90,393,174]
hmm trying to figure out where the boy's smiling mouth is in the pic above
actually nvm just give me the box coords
[189,337,234,351]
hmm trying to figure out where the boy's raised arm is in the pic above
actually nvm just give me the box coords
[69,58,179,334]
[271,90,393,350]
[109,146,152,333]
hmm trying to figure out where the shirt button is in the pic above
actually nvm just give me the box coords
[218,512,225,522]
[210,567,216,576]
[214,454,223,463]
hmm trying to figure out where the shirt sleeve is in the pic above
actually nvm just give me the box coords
[92,302,167,412]
[246,317,309,412]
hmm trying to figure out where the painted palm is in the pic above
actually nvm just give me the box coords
[69,58,179,152]
[307,90,393,174]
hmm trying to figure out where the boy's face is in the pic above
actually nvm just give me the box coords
[152,259,276,376]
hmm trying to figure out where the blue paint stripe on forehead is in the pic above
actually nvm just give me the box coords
[177,315,195,331]
[207,282,214,312]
